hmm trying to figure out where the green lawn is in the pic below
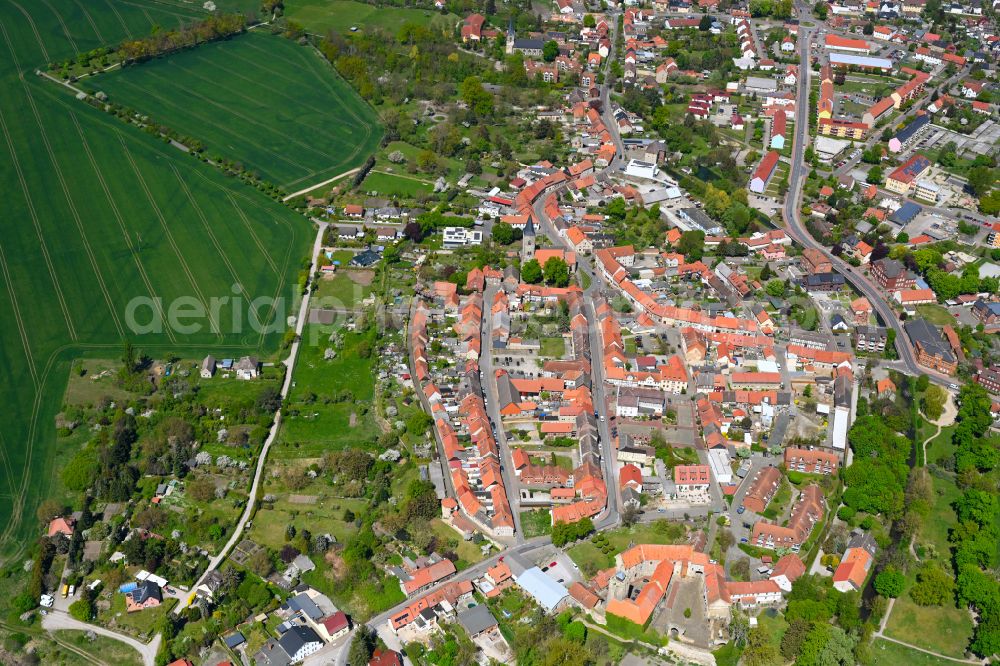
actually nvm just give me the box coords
[99,595,178,639]
[917,472,963,567]
[884,594,974,659]
[314,270,375,310]
[0,0,312,561]
[870,638,957,666]
[361,170,435,197]
[378,140,466,181]
[567,521,688,577]
[430,519,486,569]
[925,425,957,469]
[89,31,382,191]
[285,0,458,33]
[519,509,553,538]
[539,337,566,358]
[915,304,955,326]
[656,445,700,469]
[761,477,791,520]
[276,325,380,454]
[52,630,143,666]
[249,484,366,550]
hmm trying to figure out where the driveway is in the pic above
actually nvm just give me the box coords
[42,610,160,666]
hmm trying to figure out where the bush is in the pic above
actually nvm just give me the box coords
[69,598,94,621]
[874,568,905,598]
[836,506,856,521]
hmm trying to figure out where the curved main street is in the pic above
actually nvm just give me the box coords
[781,9,951,388]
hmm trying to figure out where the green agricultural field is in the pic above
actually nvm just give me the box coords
[0,1,320,561]
[89,30,382,192]
[285,0,457,33]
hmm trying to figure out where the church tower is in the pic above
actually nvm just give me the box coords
[521,215,536,262]
[506,16,515,55]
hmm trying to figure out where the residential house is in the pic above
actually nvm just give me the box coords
[234,356,260,380]
[125,581,163,612]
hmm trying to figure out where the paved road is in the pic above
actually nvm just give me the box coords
[530,197,621,530]
[781,9,951,389]
[175,222,329,614]
[302,628,354,666]
[42,611,160,666]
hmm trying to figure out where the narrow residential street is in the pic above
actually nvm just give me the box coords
[42,611,160,666]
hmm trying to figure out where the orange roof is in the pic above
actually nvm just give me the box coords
[487,561,512,585]
[541,421,575,434]
[569,582,599,609]
[896,288,935,303]
[771,553,806,581]
[825,34,869,50]
[674,465,710,485]
[566,226,588,246]
[605,559,673,626]
[730,371,782,385]
[534,248,576,267]
[832,548,871,590]
[402,559,457,595]
[620,464,642,489]
[877,378,896,394]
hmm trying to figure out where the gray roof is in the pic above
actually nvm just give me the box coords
[457,604,498,636]
[890,202,921,224]
[128,580,162,605]
[834,375,852,408]
[224,632,246,649]
[287,592,323,621]
[904,319,954,363]
[278,626,322,659]
[514,38,546,50]
[255,638,292,666]
[855,325,887,339]
[875,258,907,279]
[495,372,518,411]
[847,530,878,556]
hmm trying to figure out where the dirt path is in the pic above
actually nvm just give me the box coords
[921,391,958,465]
[282,167,360,201]
[874,634,986,665]
[41,612,158,666]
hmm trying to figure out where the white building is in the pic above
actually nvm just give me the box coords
[707,448,733,485]
[625,159,659,180]
[442,226,484,248]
